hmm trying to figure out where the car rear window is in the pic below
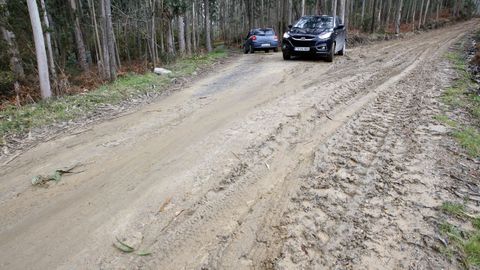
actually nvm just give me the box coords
[253,29,275,36]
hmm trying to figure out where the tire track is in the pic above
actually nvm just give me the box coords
[273,28,469,270]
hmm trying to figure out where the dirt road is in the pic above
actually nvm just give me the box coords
[0,20,478,269]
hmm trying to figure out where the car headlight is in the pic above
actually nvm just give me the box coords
[318,32,332,40]
[283,32,290,39]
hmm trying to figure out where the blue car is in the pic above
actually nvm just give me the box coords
[243,28,279,54]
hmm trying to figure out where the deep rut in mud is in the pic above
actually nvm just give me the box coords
[0,20,478,270]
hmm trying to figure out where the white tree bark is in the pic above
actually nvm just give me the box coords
[40,0,56,83]
[418,0,425,28]
[99,0,116,81]
[104,0,116,80]
[423,0,431,25]
[87,0,105,78]
[361,0,366,23]
[204,0,212,52]
[192,1,197,53]
[395,0,404,34]
[288,0,292,23]
[167,19,175,54]
[178,15,186,56]
[332,0,338,20]
[26,0,52,99]
[340,0,346,24]
[412,0,417,31]
[185,11,192,55]
[150,0,157,67]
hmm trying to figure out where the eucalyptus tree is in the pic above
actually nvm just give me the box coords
[26,0,51,98]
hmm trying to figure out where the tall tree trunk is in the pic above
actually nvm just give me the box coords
[185,11,192,55]
[301,0,306,16]
[361,0,366,25]
[340,0,345,23]
[395,0,404,34]
[371,0,377,32]
[423,0,431,25]
[418,0,425,28]
[332,0,337,19]
[316,0,322,14]
[167,19,175,54]
[69,0,88,71]
[288,0,292,24]
[412,0,417,31]
[100,0,116,81]
[178,15,186,56]
[150,0,157,67]
[113,30,120,69]
[87,0,104,77]
[204,0,212,52]
[106,0,116,80]
[39,0,56,87]
[385,0,392,30]
[100,0,110,80]
[192,1,197,52]
[376,0,383,31]
[26,0,51,98]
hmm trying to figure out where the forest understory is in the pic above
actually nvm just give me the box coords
[0,19,478,270]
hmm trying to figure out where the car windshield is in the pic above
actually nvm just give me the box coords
[293,17,333,29]
[253,29,275,36]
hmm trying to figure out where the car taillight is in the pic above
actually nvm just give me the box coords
[274,35,278,40]
[251,35,257,41]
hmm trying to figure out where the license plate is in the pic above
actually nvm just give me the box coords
[294,47,310,52]
[261,44,270,47]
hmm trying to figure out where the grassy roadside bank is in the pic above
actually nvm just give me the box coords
[0,48,228,146]
[435,31,480,268]
[435,34,480,158]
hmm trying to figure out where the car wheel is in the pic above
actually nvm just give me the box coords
[326,43,335,62]
[283,51,291,60]
[243,45,249,54]
[338,42,346,56]
[273,47,279,53]
[265,49,269,53]
[249,45,255,54]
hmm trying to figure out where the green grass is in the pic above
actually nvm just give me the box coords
[434,114,458,127]
[440,205,480,268]
[453,128,480,158]
[439,46,480,159]
[0,48,228,143]
[465,234,480,266]
[442,201,467,217]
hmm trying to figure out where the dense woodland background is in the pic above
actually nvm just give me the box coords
[1,0,479,103]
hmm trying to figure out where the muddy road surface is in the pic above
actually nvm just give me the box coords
[0,20,478,269]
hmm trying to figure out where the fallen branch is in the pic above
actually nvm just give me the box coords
[31,163,84,186]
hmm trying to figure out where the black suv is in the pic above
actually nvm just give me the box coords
[282,15,346,62]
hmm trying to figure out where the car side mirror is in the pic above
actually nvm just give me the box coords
[335,24,345,30]
[288,24,293,29]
